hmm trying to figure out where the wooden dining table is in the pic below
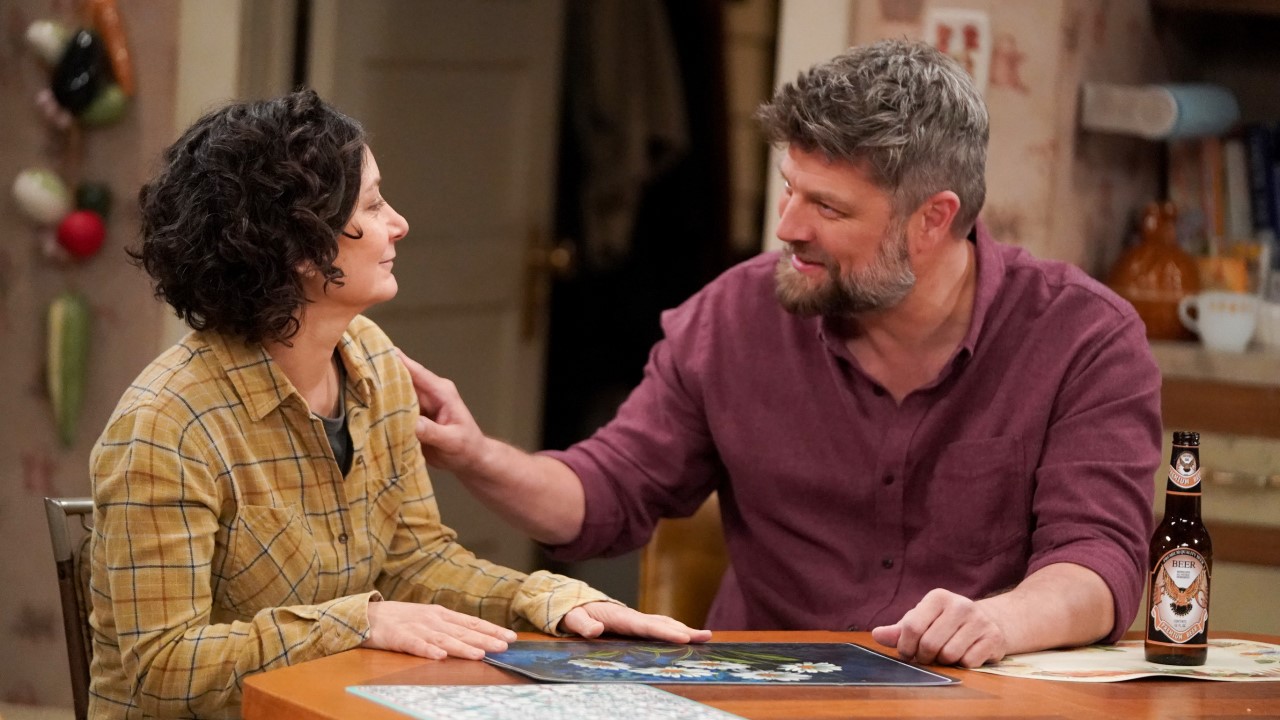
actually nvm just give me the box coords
[242,630,1280,719]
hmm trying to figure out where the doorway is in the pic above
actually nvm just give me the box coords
[540,0,745,603]
[299,0,775,602]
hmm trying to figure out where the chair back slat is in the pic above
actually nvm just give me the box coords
[44,496,94,720]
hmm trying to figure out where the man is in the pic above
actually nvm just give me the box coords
[400,39,1161,668]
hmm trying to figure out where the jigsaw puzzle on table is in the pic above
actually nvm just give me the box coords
[482,641,959,686]
[347,683,746,720]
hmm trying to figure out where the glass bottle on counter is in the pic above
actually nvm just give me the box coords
[1145,430,1213,665]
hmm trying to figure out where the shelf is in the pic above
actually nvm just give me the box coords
[1154,0,1280,17]
[1151,340,1280,386]
[1153,342,1280,440]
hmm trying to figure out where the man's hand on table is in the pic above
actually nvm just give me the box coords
[362,601,517,660]
[560,601,713,644]
[871,588,1009,668]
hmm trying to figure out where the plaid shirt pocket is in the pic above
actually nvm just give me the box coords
[223,505,320,614]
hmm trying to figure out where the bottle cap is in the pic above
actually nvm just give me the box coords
[1173,430,1200,446]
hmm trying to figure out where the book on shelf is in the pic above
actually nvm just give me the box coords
[1165,124,1280,298]
[1167,139,1207,254]
[1244,123,1277,238]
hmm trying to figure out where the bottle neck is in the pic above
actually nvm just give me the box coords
[1164,444,1202,517]
[1163,485,1202,518]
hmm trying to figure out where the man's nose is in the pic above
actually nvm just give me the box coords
[775,195,812,244]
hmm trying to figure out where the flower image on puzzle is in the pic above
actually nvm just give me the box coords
[676,660,751,671]
[778,662,841,674]
[727,670,812,682]
[631,666,714,679]
[568,659,632,671]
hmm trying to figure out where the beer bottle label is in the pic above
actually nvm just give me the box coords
[1167,449,1201,490]
[1148,548,1210,645]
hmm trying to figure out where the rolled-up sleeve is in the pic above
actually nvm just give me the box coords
[543,302,725,562]
[1024,314,1161,642]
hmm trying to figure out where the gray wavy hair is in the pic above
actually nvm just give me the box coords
[756,38,988,236]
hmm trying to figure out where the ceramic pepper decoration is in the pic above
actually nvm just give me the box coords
[28,0,134,129]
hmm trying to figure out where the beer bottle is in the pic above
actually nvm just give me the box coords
[1145,430,1212,665]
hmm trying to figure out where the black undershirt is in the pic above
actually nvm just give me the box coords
[314,353,352,476]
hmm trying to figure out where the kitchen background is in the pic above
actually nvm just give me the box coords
[1,0,1277,713]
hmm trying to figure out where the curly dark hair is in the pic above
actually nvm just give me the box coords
[756,39,988,237]
[129,88,367,344]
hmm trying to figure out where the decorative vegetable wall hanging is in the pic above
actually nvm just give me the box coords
[10,0,136,447]
[48,290,92,447]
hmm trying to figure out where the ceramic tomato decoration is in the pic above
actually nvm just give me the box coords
[56,209,106,259]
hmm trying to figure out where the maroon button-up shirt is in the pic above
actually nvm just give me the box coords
[546,225,1161,642]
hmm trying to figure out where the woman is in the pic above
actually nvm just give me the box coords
[88,89,708,719]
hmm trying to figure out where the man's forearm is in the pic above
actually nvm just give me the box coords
[976,562,1115,655]
[455,438,586,545]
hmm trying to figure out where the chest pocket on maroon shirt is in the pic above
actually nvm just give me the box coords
[925,436,1028,561]
[223,505,320,615]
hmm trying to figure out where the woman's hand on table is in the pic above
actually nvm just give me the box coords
[362,600,517,660]
[559,601,713,644]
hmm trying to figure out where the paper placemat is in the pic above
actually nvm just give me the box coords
[976,638,1280,682]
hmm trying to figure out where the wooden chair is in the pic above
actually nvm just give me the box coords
[44,497,94,720]
[636,494,729,628]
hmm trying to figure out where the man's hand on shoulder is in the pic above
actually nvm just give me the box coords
[397,349,487,473]
[871,588,1008,668]
[396,349,589,545]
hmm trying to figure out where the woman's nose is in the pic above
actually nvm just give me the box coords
[389,206,409,240]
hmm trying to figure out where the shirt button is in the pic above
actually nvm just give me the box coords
[338,533,349,544]
[882,474,895,486]
[847,624,861,631]
[881,557,894,569]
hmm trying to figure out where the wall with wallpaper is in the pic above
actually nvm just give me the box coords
[0,0,176,707]
[849,0,1165,276]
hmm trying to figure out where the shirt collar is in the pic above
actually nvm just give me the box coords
[205,324,377,422]
[335,330,376,407]
[960,218,1004,360]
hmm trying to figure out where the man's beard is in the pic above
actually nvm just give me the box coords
[774,224,916,317]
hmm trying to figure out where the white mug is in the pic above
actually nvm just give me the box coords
[1177,291,1258,352]
[1257,300,1280,351]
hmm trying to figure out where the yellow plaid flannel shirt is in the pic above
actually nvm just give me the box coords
[88,316,612,719]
